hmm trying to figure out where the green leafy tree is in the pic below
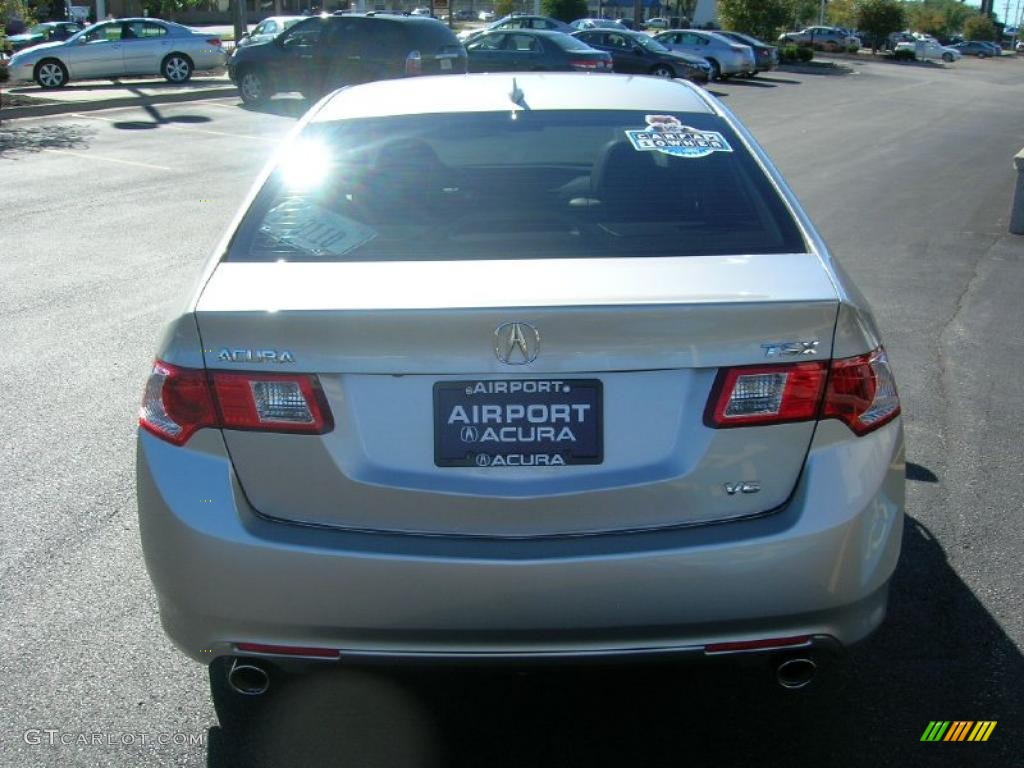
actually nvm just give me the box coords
[856,0,906,52]
[1,0,34,37]
[494,0,516,18]
[717,0,791,41]
[826,0,859,29]
[540,0,587,23]
[904,0,972,39]
[787,0,820,27]
[962,12,997,41]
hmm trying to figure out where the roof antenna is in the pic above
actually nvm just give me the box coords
[509,77,526,109]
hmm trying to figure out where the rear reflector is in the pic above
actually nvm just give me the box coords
[705,346,899,435]
[235,642,339,658]
[705,635,812,654]
[139,361,333,445]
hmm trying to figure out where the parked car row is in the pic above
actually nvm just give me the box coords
[3,10,781,96]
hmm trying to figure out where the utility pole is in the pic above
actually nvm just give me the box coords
[232,0,247,49]
[633,0,642,28]
[818,0,827,26]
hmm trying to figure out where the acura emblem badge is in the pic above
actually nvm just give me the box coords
[494,322,540,365]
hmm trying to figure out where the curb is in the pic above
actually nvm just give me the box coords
[0,85,238,121]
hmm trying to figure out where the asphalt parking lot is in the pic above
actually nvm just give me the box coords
[1,55,1022,767]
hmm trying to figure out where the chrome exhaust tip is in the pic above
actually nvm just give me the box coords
[227,658,270,696]
[776,657,817,690]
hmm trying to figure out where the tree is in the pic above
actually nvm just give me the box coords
[827,0,859,29]
[717,0,791,41]
[787,0,820,27]
[962,12,997,41]
[904,0,972,40]
[540,0,587,23]
[494,0,515,17]
[857,0,906,52]
[1,0,35,36]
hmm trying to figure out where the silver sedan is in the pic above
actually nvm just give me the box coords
[6,17,228,88]
[653,29,756,79]
[137,73,904,696]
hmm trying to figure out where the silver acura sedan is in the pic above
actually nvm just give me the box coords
[6,17,227,88]
[137,73,904,696]
[653,29,756,79]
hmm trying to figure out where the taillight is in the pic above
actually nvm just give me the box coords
[570,59,602,69]
[211,371,333,434]
[405,49,422,75]
[206,37,222,47]
[705,346,900,436]
[705,362,828,428]
[140,362,218,446]
[139,360,333,445]
[822,347,900,435]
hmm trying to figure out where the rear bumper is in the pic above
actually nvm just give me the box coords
[137,419,904,664]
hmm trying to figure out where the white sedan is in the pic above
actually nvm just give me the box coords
[895,38,961,63]
[6,17,228,88]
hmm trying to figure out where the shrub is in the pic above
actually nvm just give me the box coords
[778,44,799,62]
[796,46,814,62]
[847,44,860,53]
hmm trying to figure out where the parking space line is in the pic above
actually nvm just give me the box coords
[40,148,172,170]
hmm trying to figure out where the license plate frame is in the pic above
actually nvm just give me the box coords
[433,379,603,468]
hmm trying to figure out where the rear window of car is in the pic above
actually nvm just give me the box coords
[226,110,807,263]
[551,33,596,51]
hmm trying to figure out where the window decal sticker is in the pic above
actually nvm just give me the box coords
[625,115,734,159]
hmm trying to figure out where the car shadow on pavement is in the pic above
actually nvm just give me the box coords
[720,78,777,88]
[204,514,1022,768]
[747,75,801,85]
[239,97,310,120]
[0,121,95,158]
[8,76,230,95]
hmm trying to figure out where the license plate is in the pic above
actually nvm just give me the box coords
[434,379,603,467]
[440,58,452,70]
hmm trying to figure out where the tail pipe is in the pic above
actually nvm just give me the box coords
[775,657,817,690]
[227,658,270,696]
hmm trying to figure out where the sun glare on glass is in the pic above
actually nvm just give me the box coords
[278,139,331,190]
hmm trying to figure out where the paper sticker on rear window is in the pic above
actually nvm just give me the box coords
[625,115,733,159]
[259,199,377,257]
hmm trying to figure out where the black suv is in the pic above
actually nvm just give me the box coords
[229,13,467,105]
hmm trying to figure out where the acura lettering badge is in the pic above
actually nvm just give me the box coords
[494,322,540,365]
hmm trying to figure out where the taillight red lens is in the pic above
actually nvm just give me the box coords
[705,362,828,427]
[206,37,222,47]
[140,362,218,446]
[405,50,422,75]
[139,361,333,445]
[705,346,900,435]
[570,59,601,69]
[822,347,900,435]
[211,371,333,434]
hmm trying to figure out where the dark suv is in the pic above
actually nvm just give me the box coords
[229,13,467,105]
